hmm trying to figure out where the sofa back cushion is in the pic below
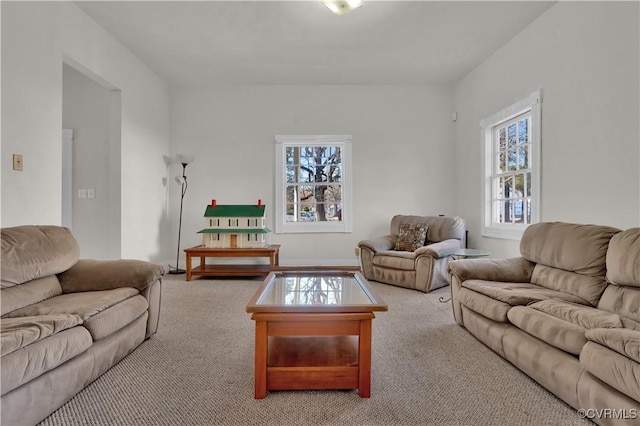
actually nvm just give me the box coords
[390,215,465,245]
[520,222,621,276]
[1,225,80,287]
[605,227,640,288]
[597,228,640,323]
[521,222,621,306]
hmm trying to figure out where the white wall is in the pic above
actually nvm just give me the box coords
[1,2,170,261]
[5,2,636,265]
[170,85,455,266]
[454,1,640,258]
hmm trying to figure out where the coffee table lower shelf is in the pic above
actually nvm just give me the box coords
[267,336,359,391]
[189,264,271,278]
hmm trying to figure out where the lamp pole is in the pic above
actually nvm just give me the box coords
[169,162,188,274]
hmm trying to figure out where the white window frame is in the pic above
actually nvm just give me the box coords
[481,90,542,240]
[274,135,353,234]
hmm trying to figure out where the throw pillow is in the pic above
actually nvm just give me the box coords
[394,223,428,251]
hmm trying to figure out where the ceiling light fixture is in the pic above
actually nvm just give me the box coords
[322,0,364,16]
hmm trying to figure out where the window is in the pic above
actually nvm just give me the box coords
[481,91,541,240]
[275,135,352,233]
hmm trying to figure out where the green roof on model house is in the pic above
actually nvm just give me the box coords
[203,204,266,217]
[198,228,271,234]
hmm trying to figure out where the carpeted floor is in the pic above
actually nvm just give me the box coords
[39,276,592,426]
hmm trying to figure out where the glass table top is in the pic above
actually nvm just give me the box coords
[440,248,490,258]
[246,271,387,313]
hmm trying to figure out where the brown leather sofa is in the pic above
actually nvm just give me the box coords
[1,225,164,425]
[449,222,640,426]
[358,215,466,292]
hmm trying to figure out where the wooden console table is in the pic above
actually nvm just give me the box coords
[184,245,280,281]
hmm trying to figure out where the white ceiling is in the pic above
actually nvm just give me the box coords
[75,1,556,86]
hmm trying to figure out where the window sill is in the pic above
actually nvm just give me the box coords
[481,225,527,240]
[275,222,352,234]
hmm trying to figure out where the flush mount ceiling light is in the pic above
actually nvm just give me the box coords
[322,0,364,16]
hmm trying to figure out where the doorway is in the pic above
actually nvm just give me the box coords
[62,62,122,259]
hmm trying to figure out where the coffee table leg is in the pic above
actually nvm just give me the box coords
[186,254,192,281]
[358,319,372,398]
[254,320,268,399]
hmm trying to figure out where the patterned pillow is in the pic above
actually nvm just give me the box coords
[394,223,428,251]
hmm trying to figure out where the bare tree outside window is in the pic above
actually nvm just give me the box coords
[285,146,343,223]
[275,135,352,234]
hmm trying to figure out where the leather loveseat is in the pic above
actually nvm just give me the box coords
[449,222,640,425]
[1,225,165,425]
[358,215,466,293]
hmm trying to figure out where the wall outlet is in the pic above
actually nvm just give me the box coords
[354,247,360,256]
[12,154,23,171]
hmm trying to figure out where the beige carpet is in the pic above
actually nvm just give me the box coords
[39,276,592,426]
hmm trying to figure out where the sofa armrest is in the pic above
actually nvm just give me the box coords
[358,236,395,253]
[415,239,462,258]
[448,257,535,283]
[58,259,165,294]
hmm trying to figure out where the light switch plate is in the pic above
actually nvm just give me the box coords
[13,154,23,171]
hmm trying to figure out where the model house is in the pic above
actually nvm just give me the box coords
[198,199,270,248]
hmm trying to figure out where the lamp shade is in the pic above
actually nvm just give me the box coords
[175,154,195,166]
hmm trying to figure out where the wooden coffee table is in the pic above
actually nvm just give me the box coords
[246,271,388,399]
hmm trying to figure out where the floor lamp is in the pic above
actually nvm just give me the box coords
[169,155,193,274]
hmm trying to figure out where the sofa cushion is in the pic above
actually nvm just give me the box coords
[597,284,640,323]
[461,280,590,306]
[0,314,83,356]
[1,225,79,287]
[394,223,427,251]
[606,227,640,288]
[372,250,415,270]
[83,295,148,341]
[520,222,620,277]
[4,287,138,323]
[586,328,640,364]
[1,326,92,395]
[508,301,622,355]
[530,265,608,307]
[530,299,623,329]
[580,341,640,402]
[458,287,511,322]
[508,306,587,355]
[0,275,62,317]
